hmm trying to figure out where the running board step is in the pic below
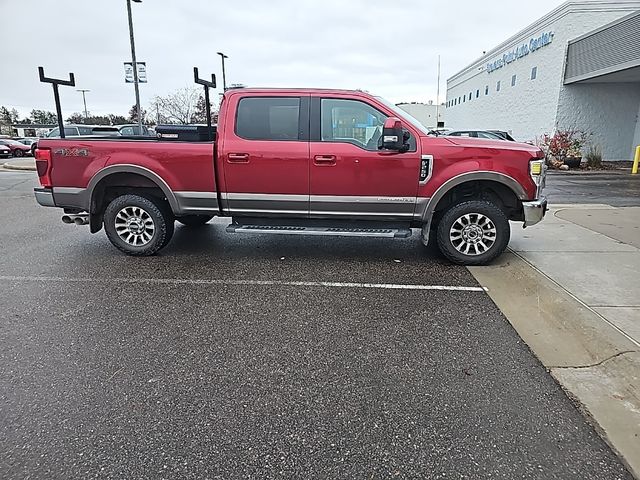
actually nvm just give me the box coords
[226,224,412,238]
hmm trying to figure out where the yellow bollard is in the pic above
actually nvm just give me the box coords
[633,145,640,174]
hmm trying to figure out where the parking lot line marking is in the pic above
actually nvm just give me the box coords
[0,275,486,292]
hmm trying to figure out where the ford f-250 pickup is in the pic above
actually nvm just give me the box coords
[33,88,547,265]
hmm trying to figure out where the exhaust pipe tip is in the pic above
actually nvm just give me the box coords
[61,215,73,224]
[73,217,87,226]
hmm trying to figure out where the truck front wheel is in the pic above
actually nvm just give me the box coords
[436,200,510,265]
[103,194,173,256]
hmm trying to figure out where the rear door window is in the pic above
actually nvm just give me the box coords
[235,97,301,141]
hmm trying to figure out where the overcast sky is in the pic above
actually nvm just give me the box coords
[0,0,566,119]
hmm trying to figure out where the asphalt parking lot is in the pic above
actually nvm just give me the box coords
[0,171,632,479]
[545,170,640,206]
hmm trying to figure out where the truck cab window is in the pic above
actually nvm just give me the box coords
[320,98,387,151]
[236,97,300,141]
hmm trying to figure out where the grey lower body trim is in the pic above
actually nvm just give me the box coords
[310,195,416,220]
[227,193,308,216]
[52,187,89,211]
[226,193,420,220]
[413,197,430,222]
[34,188,55,207]
[174,191,219,215]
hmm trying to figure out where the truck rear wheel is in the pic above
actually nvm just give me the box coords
[103,194,173,256]
[176,215,213,227]
[436,200,510,265]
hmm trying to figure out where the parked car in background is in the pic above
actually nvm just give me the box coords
[0,139,32,157]
[116,124,151,136]
[17,137,39,147]
[446,130,505,140]
[0,144,12,158]
[487,130,516,141]
[45,125,121,138]
[31,125,122,155]
[428,128,452,136]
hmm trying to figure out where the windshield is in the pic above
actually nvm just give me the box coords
[374,96,430,136]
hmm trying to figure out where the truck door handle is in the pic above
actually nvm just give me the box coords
[314,155,336,166]
[228,153,249,163]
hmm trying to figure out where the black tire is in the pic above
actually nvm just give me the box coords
[436,200,510,266]
[13,149,24,157]
[103,194,172,256]
[158,201,175,248]
[176,215,213,227]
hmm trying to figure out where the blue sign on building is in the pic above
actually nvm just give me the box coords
[486,32,554,73]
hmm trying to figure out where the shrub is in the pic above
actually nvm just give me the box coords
[536,129,589,168]
[585,145,603,169]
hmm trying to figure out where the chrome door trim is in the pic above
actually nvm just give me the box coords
[310,194,416,219]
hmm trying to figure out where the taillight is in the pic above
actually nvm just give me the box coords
[35,148,52,187]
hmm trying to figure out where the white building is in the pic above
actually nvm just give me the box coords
[397,102,445,129]
[446,0,640,160]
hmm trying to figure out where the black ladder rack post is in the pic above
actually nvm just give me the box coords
[193,67,216,141]
[38,66,75,139]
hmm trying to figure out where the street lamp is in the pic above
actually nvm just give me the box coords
[76,89,90,120]
[126,0,143,130]
[217,52,228,91]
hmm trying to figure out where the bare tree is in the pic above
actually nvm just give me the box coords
[150,87,203,124]
[191,94,218,124]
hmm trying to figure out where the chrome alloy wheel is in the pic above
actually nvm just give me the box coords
[449,213,497,256]
[114,206,155,246]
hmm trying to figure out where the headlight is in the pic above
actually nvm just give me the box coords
[530,161,543,175]
[529,159,546,197]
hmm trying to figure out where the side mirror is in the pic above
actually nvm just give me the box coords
[380,117,409,152]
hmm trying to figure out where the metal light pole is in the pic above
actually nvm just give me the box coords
[127,0,143,130]
[217,52,228,91]
[435,55,441,129]
[77,89,90,120]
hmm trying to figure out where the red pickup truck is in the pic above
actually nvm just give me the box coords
[33,88,547,265]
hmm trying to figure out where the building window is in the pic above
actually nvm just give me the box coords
[463,95,466,103]
[531,66,537,80]
[496,81,501,92]
[458,97,461,104]
[485,85,489,95]
[511,75,517,86]
[469,92,472,101]
[476,89,480,98]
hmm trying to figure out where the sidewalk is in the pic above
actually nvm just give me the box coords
[470,205,640,477]
[2,157,36,171]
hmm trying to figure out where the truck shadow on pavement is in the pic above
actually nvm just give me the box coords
[163,223,446,264]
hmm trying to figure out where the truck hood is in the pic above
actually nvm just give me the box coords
[441,135,543,157]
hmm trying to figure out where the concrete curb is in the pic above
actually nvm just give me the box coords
[469,253,640,478]
[2,162,37,172]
